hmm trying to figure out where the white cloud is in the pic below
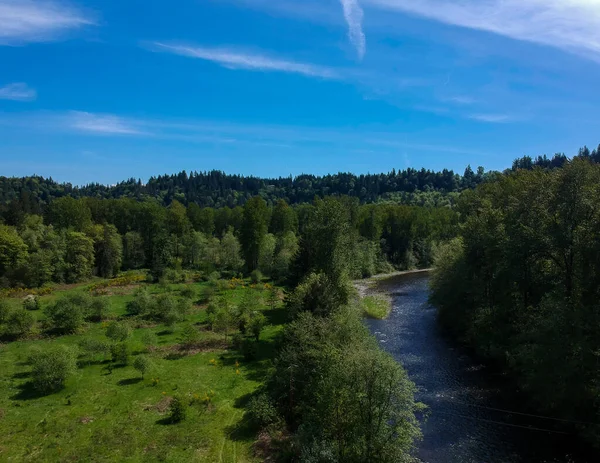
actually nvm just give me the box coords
[340,0,366,59]
[150,43,340,79]
[67,112,144,135]
[0,0,93,45]
[365,0,600,59]
[468,113,512,123]
[0,83,37,101]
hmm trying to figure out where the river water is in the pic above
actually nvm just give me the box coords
[365,272,592,463]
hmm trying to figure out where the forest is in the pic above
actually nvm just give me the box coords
[431,157,600,448]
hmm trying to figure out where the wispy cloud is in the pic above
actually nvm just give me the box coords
[67,112,144,135]
[365,0,600,60]
[447,96,476,105]
[340,0,366,60]
[149,42,340,79]
[0,83,37,101]
[468,113,512,124]
[0,0,94,45]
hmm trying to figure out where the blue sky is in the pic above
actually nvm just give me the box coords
[1,0,600,185]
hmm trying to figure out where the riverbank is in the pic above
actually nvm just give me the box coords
[354,268,433,298]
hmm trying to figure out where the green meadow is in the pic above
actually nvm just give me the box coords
[0,275,285,462]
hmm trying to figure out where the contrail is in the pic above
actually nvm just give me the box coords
[340,0,366,60]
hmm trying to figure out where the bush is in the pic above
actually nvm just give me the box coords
[23,295,40,311]
[110,342,130,365]
[246,393,280,429]
[4,308,35,338]
[361,295,391,320]
[241,339,258,361]
[105,321,131,342]
[180,286,196,300]
[44,294,89,334]
[78,337,110,363]
[126,288,154,316]
[141,330,158,349]
[250,269,263,284]
[169,395,188,423]
[152,294,177,322]
[0,299,10,323]
[180,324,201,348]
[133,355,152,378]
[88,297,110,322]
[247,311,267,341]
[30,345,77,393]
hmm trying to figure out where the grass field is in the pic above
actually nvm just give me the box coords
[361,295,391,319]
[0,275,286,462]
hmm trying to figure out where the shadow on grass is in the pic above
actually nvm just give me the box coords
[118,377,143,386]
[12,371,31,379]
[157,330,172,337]
[11,381,53,401]
[155,417,178,426]
[264,307,288,327]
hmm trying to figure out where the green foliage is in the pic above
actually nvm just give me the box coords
[29,345,77,393]
[22,295,40,311]
[105,321,131,342]
[219,230,244,273]
[44,294,89,334]
[4,308,35,338]
[240,196,269,271]
[179,323,201,348]
[361,295,391,319]
[250,269,262,284]
[0,225,28,280]
[127,287,154,316]
[241,339,258,361]
[110,342,130,365]
[63,231,94,283]
[122,231,145,270]
[88,297,110,322]
[0,298,10,323]
[47,197,91,231]
[180,286,196,300]
[245,393,280,430]
[78,337,110,360]
[95,224,123,278]
[133,355,152,378]
[169,395,188,423]
[287,272,350,318]
[431,159,600,446]
[247,311,267,341]
[141,329,158,349]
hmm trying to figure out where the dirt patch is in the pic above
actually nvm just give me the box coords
[79,416,94,424]
[158,339,229,358]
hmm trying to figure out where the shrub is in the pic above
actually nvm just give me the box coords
[23,295,40,311]
[180,286,196,300]
[30,345,77,393]
[169,395,188,423]
[0,298,10,323]
[4,308,35,338]
[133,355,152,378]
[110,342,130,365]
[152,294,177,322]
[241,339,258,361]
[248,311,267,341]
[78,337,109,363]
[141,330,158,349]
[44,294,89,334]
[88,297,111,322]
[176,298,193,318]
[180,324,201,348]
[246,393,280,429]
[126,288,154,316]
[361,295,391,320]
[200,285,215,303]
[105,321,131,342]
[250,270,263,284]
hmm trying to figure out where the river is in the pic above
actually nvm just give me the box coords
[365,272,592,463]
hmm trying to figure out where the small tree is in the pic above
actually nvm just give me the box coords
[105,321,131,342]
[88,297,110,322]
[248,311,267,341]
[110,342,130,365]
[30,345,77,393]
[23,295,40,311]
[4,308,35,338]
[78,337,110,364]
[44,295,88,334]
[169,395,188,423]
[126,288,155,317]
[250,269,263,284]
[133,355,152,378]
[141,330,158,350]
[180,324,201,349]
[180,286,196,300]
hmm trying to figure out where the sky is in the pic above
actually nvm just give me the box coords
[2,0,600,185]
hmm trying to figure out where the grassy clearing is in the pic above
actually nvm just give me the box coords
[361,295,391,319]
[0,276,286,462]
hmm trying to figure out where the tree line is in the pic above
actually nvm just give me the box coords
[431,157,600,447]
[0,194,456,290]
